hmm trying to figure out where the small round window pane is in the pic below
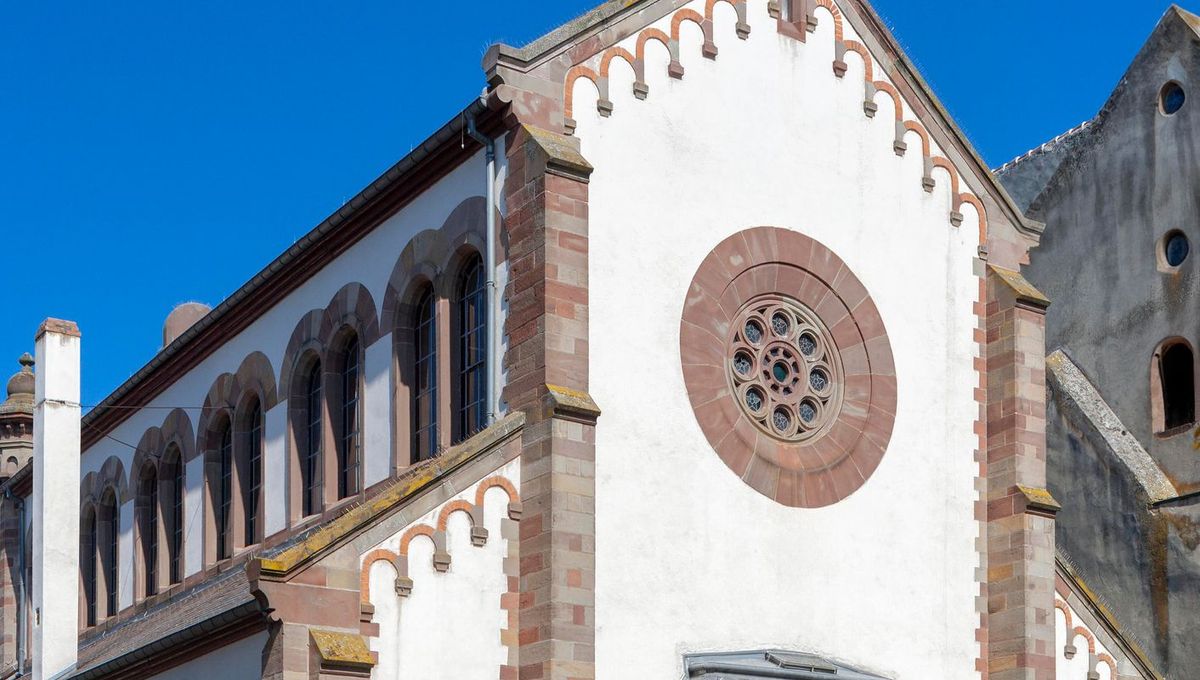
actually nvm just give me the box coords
[799,400,818,424]
[746,388,765,413]
[772,362,789,382]
[1166,231,1190,267]
[744,320,764,345]
[798,333,817,357]
[1161,82,1186,115]
[771,313,790,337]
[772,407,792,432]
[810,368,829,391]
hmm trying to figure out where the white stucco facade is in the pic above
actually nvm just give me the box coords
[362,457,519,680]
[572,0,982,677]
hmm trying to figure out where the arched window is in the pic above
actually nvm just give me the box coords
[216,424,233,560]
[81,505,97,627]
[162,446,184,584]
[1157,342,1196,432]
[455,254,488,443]
[412,288,438,462]
[242,399,264,546]
[99,490,118,618]
[136,464,159,598]
[334,334,362,499]
[302,361,324,516]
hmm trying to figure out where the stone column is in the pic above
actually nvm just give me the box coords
[501,124,599,680]
[32,319,81,680]
[984,267,1059,680]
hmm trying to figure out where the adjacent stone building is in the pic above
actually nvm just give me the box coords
[997,5,1200,678]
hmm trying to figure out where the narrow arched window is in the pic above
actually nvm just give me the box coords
[455,255,488,442]
[336,335,361,499]
[137,465,159,597]
[162,446,184,584]
[412,288,438,462]
[303,361,324,516]
[81,505,97,627]
[1161,343,1195,430]
[217,425,233,560]
[243,399,263,545]
[99,490,118,617]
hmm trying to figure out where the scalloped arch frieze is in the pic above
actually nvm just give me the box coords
[561,0,988,248]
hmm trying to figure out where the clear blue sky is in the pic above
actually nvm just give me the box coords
[0,1,1182,406]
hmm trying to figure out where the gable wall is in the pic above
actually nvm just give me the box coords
[570,0,985,676]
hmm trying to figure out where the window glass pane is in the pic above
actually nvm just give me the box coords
[413,289,438,461]
[304,362,323,516]
[339,337,360,499]
[456,257,488,442]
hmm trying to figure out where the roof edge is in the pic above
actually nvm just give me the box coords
[81,97,496,451]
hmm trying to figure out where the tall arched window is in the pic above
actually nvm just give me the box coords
[81,505,97,627]
[162,446,184,584]
[99,490,118,618]
[455,254,488,443]
[136,464,159,598]
[216,424,233,560]
[334,334,361,499]
[243,399,264,546]
[412,288,438,462]
[1158,342,1196,431]
[302,361,324,516]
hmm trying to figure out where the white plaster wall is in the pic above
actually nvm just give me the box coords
[263,403,288,536]
[79,152,490,590]
[574,1,982,678]
[366,457,519,680]
[146,631,268,680]
[184,455,204,576]
[364,340,392,488]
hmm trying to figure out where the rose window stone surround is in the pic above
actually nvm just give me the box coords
[680,227,897,508]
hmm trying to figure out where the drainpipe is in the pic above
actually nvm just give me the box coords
[465,99,498,425]
[5,487,25,677]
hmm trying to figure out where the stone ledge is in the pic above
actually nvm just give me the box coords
[310,628,374,675]
[545,383,602,423]
[1016,485,1062,517]
[523,125,594,183]
[989,264,1051,310]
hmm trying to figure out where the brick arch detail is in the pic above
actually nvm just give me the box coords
[560,0,989,246]
[320,282,381,349]
[359,548,401,604]
[436,500,478,532]
[1053,599,1073,631]
[95,456,129,504]
[380,196,488,332]
[397,524,436,557]
[278,310,327,396]
[1071,625,1097,654]
[474,476,520,508]
[1096,653,1117,676]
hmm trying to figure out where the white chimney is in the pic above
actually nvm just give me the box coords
[32,319,81,680]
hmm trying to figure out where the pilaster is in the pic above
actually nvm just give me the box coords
[984,266,1058,680]
[501,122,598,680]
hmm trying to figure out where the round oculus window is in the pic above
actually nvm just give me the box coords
[1161,82,1186,115]
[728,296,843,442]
[680,227,897,508]
[1165,231,1190,268]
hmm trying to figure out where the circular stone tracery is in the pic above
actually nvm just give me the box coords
[729,297,843,442]
[680,227,897,508]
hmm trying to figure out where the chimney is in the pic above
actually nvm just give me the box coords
[162,302,212,348]
[32,319,80,680]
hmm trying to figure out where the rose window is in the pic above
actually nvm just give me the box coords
[728,296,842,441]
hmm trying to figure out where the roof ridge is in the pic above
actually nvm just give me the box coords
[993,119,1093,175]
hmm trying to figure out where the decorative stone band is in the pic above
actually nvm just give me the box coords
[562,0,990,249]
[680,227,895,507]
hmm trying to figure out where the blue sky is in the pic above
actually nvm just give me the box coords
[0,0,1182,406]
